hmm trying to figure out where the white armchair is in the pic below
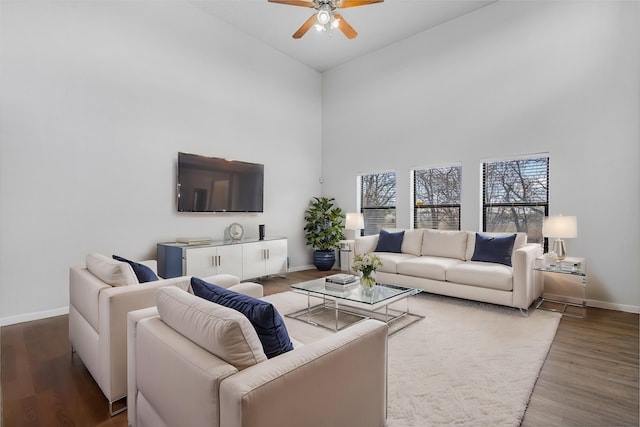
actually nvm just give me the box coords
[68,253,262,415]
[127,286,389,427]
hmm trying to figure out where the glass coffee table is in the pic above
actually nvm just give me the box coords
[287,278,424,335]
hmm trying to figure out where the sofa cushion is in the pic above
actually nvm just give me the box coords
[155,286,267,370]
[355,234,379,255]
[397,256,463,281]
[191,277,294,359]
[470,233,517,267]
[400,229,424,256]
[374,253,416,274]
[112,255,159,283]
[465,232,527,261]
[86,253,138,286]
[421,229,468,260]
[375,229,404,253]
[445,262,513,291]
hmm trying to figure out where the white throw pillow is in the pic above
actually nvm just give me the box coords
[156,286,267,371]
[421,229,468,260]
[86,253,138,286]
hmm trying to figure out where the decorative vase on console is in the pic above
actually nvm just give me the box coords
[352,253,383,289]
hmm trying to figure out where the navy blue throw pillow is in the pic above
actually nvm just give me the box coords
[375,229,405,253]
[112,255,159,283]
[190,277,294,359]
[470,233,517,267]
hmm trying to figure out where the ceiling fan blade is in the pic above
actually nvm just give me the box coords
[333,13,358,39]
[268,0,316,7]
[293,13,318,39]
[338,0,384,8]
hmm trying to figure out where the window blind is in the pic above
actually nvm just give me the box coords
[413,165,461,230]
[360,172,396,235]
[482,157,549,244]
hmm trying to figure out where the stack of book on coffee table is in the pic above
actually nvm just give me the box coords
[324,274,359,292]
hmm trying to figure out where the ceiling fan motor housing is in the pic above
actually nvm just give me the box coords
[315,0,338,10]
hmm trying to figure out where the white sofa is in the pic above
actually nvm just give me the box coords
[68,253,262,415]
[127,286,389,427]
[347,229,543,313]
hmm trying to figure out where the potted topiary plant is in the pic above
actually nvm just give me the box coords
[304,196,345,271]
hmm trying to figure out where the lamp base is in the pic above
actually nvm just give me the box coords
[552,239,567,260]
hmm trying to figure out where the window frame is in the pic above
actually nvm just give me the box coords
[481,155,549,247]
[358,171,397,236]
[412,163,462,231]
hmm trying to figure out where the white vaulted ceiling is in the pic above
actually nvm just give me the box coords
[190,0,496,72]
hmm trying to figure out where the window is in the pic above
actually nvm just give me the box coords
[413,164,461,230]
[482,156,549,244]
[359,172,396,235]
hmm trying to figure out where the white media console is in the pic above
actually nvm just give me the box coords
[157,237,287,280]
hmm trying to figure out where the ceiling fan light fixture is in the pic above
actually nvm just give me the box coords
[317,8,331,25]
[331,16,340,28]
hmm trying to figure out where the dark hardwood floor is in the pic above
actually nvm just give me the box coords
[2,269,638,426]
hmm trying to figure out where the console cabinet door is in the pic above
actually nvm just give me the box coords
[241,242,267,280]
[184,246,218,277]
[264,239,287,276]
[214,244,243,278]
[241,239,288,280]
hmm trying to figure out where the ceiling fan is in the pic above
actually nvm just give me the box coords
[268,0,384,40]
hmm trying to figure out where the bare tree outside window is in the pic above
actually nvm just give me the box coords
[414,165,461,230]
[482,157,549,244]
[360,172,396,235]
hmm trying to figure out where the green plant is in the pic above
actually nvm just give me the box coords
[304,197,345,251]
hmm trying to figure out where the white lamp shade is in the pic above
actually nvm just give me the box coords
[543,215,577,238]
[345,212,364,230]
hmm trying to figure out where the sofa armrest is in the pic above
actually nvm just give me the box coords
[512,243,544,309]
[128,313,238,427]
[354,234,379,255]
[228,282,264,298]
[193,274,260,297]
[69,266,111,334]
[200,273,241,288]
[219,319,388,427]
[127,307,159,427]
[98,276,192,400]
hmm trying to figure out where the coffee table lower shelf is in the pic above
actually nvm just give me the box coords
[286,294,424,336]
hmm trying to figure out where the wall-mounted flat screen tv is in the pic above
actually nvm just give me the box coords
[177,152,264,213]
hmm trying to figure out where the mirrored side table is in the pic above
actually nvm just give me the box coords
[534,257,586,319]
[338,240,354,273]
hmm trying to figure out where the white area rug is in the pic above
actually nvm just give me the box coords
[264,291,561,427]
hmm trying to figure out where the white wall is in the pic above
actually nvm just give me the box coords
[321,1,640,311]
[0,1,322,324]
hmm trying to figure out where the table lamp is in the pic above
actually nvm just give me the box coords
[345,212,364,240]
[542,215,577,260]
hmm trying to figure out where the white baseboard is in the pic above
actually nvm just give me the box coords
[287,264,316,272]
[587,299,640,314]
[544,293,639,314]
[0,306,69,327]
